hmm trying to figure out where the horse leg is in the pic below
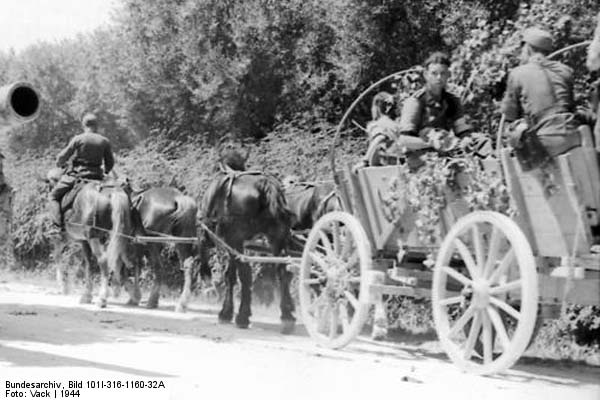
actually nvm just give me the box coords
[121,246,141,306]
[89,238,109,308]
[175,245,195,313]
[277,263,296,335]
[52,241,69,295]
[218,259,236,323]
[123,258,141,307]
[79,241,94,304]
[146,245,163,309]
[235,258,252,329]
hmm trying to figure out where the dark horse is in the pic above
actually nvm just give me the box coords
[47,168,137,307]
[199,152,295,332]
[132,187,200,312]
[283,175,342,231]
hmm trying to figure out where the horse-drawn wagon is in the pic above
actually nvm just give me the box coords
[294,49,600,375]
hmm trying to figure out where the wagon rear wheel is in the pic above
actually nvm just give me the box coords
[432,211,538,375]
[299,211,372,348]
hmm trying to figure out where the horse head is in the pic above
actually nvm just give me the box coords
[219,148,247,171]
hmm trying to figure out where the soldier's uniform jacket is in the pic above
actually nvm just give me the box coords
[398,88,471,137]
[501,56,581,155]
[57,131,114,179]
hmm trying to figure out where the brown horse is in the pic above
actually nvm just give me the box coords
[48,169,137,307]
[132,187,203,312]
[199,158,295,332]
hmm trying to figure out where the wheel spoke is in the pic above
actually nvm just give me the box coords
[463,311,482,359]
[487,306,511,351]
[489,297,521,321]
[482,311,493,364]
[472,225,485,271]
[483,227,502,279]
[331,222,342,256]
[454,239,479,279]
[339,302,351,333]
[441,266,473,287]
[329,306,339,339]
[318,231,334,257]
[308,291,327,314]
[309,251,329,272]
[346,251,359,270]
[341,232,354,260]
[302,278,322,286]
[489,279,521,295]
[439,295,464,306]
[344,290,359,310]
[318,302,332,334]
[449,304,476,338]
[488,248,515,284]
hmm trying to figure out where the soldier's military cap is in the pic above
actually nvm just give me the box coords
[522,27,553,52]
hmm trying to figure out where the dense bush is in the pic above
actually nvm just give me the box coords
[0,0,599,358]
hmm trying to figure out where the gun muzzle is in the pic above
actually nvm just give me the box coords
[0,82,40,128]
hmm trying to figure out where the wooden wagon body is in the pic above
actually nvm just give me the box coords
[296,50,600,375]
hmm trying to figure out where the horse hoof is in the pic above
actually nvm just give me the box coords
[235,315,250,329]
[79,294,92,304]
[146,299,159,309]
[371,326,388,341]
[175,304,186,313]
[218,311,233,323]
[126,299,139,307]
[280,319,296,335]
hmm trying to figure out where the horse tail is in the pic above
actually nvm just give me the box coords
[173,193,198,237]
[105,189,133,277]
[257,176,293,227]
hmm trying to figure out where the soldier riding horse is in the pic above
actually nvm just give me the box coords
[47,113,137,306]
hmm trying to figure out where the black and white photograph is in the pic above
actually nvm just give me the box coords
[0,0,599,399]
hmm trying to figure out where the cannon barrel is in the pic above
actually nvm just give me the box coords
[0,82,40,128]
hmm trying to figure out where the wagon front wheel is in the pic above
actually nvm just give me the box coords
[299,211,373,349]
[432,211,538,375]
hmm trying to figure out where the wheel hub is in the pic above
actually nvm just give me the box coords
[471,279,490,309]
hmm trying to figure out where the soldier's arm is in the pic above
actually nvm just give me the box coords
[449,95,472,137]
[103,142,115,174]
[398,97,422,136]
[500,71,522,121]
[56,137,77,168]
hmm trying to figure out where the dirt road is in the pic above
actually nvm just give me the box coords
[0,280,598,400]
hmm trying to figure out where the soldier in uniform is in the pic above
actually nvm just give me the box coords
[501,27,581,158]
[48,113,115,233]
[399,52,471,140]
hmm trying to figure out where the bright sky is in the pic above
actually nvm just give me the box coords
[0,0,119,53]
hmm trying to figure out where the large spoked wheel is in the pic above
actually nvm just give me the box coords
[365,134,396,167]
[299,211,373,349]
[432,211,538,375]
